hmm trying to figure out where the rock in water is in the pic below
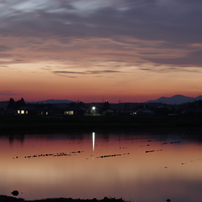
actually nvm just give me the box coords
[11,190,19,196]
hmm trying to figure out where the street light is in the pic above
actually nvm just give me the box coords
[91,106,96,115]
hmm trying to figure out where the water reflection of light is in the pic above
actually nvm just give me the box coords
[92,132,95,151]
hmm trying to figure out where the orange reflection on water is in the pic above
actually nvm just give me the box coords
[0,132,202,202]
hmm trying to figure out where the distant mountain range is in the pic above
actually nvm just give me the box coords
[147,95,202,105]
[6,95,202,105]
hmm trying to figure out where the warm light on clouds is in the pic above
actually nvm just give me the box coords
[0,0,202,102]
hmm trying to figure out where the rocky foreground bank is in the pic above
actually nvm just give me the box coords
[0,196,128,202]
[0,195,173,202]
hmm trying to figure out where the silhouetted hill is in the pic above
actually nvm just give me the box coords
[147,95,194,104]
[147,94,202,105]
[195,95,202,100]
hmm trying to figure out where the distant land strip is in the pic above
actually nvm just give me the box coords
[1,115,202,134]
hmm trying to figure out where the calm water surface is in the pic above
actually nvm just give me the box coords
[1,131,202,202]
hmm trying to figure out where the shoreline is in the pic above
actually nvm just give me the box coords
[1,115,202,134]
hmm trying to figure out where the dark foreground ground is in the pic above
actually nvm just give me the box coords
[0,115,202,134]
[0,196,127,202]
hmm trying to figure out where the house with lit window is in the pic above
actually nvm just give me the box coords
[17,106,51,116]
[63,106,86,115]
[17,106,38,115]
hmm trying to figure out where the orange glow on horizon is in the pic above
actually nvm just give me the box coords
[1,36,202,103]
[1,63,202,103]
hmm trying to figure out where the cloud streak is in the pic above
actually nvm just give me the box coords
[53,70,121,77]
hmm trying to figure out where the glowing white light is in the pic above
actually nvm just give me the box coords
[92,132,95,151]
[69,111,74,115]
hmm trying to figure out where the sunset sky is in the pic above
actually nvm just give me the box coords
[1,0,202,103]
